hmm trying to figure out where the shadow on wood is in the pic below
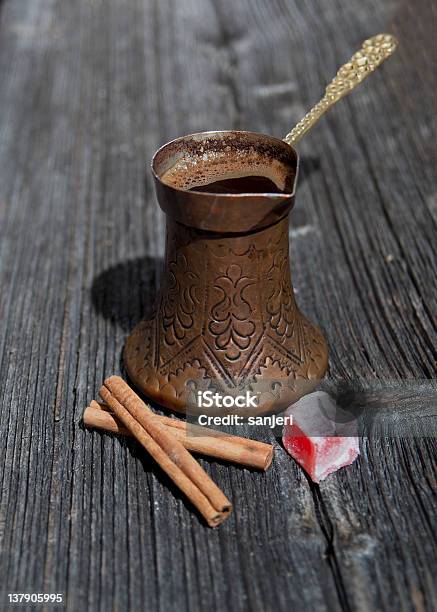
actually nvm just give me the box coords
[91,256,163,331]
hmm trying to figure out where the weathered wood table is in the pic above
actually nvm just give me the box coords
[0,0,435,610]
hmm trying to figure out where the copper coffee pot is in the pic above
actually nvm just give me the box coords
[124,130,327,415]
[124,34,397,415]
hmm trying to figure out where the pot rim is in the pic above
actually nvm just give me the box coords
[150,130,300,234]
[151,130,299,196]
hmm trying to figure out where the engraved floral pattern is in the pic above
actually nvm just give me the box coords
[265,248,296,338]
[125,217,328,414]
[209,264,256,361]
[162,252,200,345]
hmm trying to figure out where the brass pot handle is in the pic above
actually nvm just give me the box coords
[284,33,398,147]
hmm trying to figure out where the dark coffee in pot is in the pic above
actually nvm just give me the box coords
[161,150,293,194]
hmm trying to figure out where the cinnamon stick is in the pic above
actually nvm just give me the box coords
[99,376,232,527]
[84,400,273,471]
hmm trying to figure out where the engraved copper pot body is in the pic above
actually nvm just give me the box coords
[124,131,328,415]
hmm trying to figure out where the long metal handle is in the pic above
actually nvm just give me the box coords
[284,33,398,146]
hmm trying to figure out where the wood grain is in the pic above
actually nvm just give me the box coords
[0,0,435,610]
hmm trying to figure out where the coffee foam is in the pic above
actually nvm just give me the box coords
[160,149,292,193]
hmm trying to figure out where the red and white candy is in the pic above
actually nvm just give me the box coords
[282,391,360,483]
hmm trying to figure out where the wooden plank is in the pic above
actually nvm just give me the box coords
[0,0,435,610]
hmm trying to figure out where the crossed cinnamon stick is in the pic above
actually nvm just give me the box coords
[84,400,273,470]
[86,377,273,527]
